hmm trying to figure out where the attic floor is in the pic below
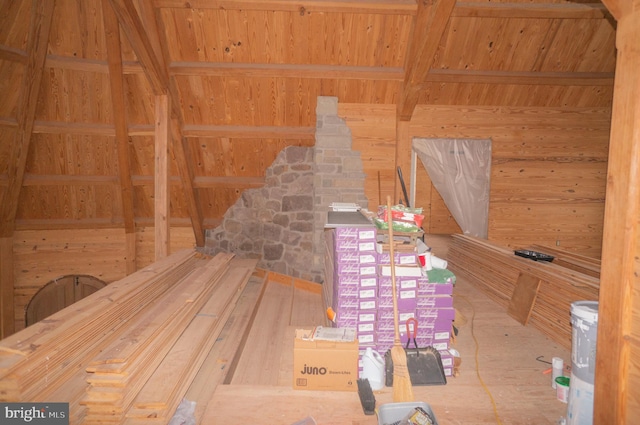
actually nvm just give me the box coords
[197,235,572,425]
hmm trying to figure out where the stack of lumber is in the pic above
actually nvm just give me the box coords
[525,244,601,279]
[0,249,262,424]
[447,235,599,349]
[0,250,199,404]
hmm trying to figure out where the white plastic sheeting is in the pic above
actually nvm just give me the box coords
[412,138,492,238]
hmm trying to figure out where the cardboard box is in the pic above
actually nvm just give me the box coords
[293,327,359,392]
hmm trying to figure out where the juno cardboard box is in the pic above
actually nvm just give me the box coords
[293,327,359,392]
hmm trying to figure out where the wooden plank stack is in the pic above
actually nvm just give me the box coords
[0,249,262,424]
[447,234,599,349]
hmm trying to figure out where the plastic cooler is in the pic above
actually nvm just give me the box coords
[377,402,438,425]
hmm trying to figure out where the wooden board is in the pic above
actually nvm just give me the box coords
[507,272,542,325]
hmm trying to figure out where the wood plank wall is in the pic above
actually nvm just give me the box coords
[403,105,610,257]
[7,102,610,333]
[10,227,194,333]
[341,103,609,256]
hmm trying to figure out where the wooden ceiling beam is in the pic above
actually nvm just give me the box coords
[0,0,56,237]
[14,174,266,190]
[182,124,315,139]
[13,217,221,231]
[0,45,27,64]
[152,0,417,14]
[170,62,404,81]
[398,0,457,122]
[424,69,615,86]
[453,2,611,19]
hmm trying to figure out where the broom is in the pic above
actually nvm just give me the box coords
[386,196,414,402]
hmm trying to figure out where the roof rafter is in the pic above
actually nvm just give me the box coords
[102,0,137,273]
[106,0,168,95]
[106,0,206,247]
[0,0,56,237]
[398,0,457,121]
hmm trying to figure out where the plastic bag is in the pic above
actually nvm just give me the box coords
[168,398,196,425]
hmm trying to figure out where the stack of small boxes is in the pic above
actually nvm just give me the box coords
[329,225,456,379]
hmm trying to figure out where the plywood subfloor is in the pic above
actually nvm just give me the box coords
[200,235,572,425]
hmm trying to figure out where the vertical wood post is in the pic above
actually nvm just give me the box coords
[594,7,640,425]
[0,237,14,338]
[155,95,170,260]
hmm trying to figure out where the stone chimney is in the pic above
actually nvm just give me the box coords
[204,96,368,283]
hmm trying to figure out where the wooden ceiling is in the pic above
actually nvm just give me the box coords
[0,0,617,245]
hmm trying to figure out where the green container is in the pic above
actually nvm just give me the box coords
[556,376,570,403]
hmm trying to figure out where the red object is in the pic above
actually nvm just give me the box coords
[405,317,418,349]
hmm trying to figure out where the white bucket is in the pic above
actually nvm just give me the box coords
[570,301,598,384]
[568,301,598,425]
[361,347,385,391]
[567,373,594,425]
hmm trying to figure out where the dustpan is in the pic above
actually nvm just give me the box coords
[384,318,447,386]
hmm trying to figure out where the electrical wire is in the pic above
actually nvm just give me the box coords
[456,294,504,425]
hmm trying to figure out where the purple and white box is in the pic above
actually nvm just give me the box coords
[378,276,419,291]
[417,282,454,296]
[358,287,377,300]
[357,332,376,345]
[333,296,359,311]
[377,308,416,325]
[333,273,360,286]
[334,309,358,329]
[359,276,378,288]
[334,250,378,264]
[334,284,359,298]
[358,311,377,323]
[416,318,453,333]
[334,238,377,253]
[358,298,377,311]
[334,226,377,241]
[358,322,376,334]
[416,307,456,322]
[376,317,395,333]
[335,262,363,275]
[358,264,378,276]
[377,251,418,266]
[416,295,454,309]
